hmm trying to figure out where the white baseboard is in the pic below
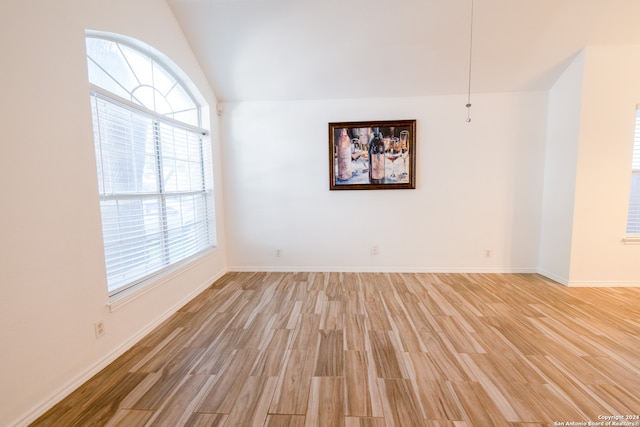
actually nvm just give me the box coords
[12,269,227,427]
[537,270,640,287]
[537,269,569,286]
[228,265,539,274]
[565,280,640,287]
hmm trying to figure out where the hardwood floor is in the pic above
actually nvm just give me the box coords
[32,272,640,426]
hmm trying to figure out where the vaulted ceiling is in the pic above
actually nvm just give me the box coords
[167,0,640,102]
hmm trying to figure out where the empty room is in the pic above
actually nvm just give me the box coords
[1,0,639,426]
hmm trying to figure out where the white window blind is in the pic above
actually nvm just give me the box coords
[626,107,640,235]
[91,90,214,296]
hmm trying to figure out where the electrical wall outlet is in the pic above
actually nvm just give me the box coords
[371,245,379,255]
[94,321,105,338]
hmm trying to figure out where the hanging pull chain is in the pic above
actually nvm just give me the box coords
[466,0,474,123]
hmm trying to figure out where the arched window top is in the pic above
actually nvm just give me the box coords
[86,33,201,127]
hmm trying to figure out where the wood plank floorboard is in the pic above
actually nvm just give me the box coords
[31,272,640,426]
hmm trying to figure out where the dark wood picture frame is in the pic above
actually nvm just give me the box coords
[329,119,416,190]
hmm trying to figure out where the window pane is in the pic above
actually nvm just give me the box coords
[120,43,153,87]
[101,197,165,292]
[92,99,158,194]
[153,91,174,117]
[153,62,177,97]
[86,38,138,96]
[165,193,210,262]
[87,60,131,100]
[159,124,203,192]
[627,173,640,235]
[173,109,200,127]
[166,84,198,126]
[130,85,156,112]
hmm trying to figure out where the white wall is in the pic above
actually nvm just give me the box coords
[539,46,640,287]
[568,46,640,286]
[221,93,548,272]
[0,1,227,425]
[538,51,585,283]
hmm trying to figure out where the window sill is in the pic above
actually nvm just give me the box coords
[107,248,216,312]
[622,236,640,245]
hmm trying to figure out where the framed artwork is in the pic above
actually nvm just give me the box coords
[329,119,416,190]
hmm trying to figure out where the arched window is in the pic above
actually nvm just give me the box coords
[86,32,216,298]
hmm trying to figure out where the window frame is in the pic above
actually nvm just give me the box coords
[86,32,216,300]
[624,105,640,243]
